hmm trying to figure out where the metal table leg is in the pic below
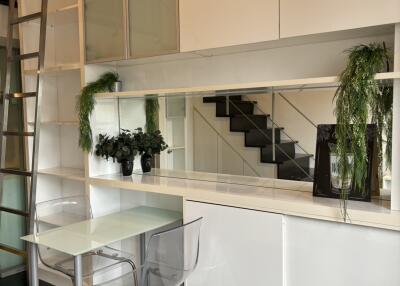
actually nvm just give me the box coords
[140,233,146,263]
[140,233,147,286]
[74,255,83,286]
[28,243,38,286]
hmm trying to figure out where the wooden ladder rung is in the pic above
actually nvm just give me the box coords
[0,243,26,257]
[6,92,37,99]
[9,52,39,61]
[2,131,34,136]
[11,12,42,25]
[0,206,29,217]
[0,168,32,176]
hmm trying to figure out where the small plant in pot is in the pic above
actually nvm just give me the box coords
[95,129,138,176]
[134,128,168,173]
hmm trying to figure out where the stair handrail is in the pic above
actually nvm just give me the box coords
[193,106,262,177]
[231,97,314,181]
[242,95,314,159]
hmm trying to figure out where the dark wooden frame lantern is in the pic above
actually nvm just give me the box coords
[313,124,379,202]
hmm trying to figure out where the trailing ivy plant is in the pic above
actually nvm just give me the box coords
[77,72,119,151]
[145,96,159,133]
[334,42,392,219]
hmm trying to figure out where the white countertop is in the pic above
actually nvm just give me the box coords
[89,169,400,231]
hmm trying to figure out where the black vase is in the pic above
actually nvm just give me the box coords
[121,160,134,176]
[141,153,152,173]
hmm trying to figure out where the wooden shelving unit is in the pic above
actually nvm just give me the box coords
[18,1,86,281]
[18,0,86,228]
[14,0,85,283]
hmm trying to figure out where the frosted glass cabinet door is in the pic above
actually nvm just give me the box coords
[85,0,126,63]
[129,0,179,58]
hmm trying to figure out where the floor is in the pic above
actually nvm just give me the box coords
[0,272,53,286]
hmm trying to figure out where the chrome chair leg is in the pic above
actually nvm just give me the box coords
[96,249,139,286]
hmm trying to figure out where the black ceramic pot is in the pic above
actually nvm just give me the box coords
[141,153,152,173]
[121,160,134,176]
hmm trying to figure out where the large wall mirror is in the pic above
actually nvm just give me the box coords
[92,78,393,200]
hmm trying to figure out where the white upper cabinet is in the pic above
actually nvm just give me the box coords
[280,0,400,38]
[179,0,279,52]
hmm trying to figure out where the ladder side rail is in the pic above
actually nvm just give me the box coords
[0,0,18,227]
[0,0,17,170]
[28,0,48,234]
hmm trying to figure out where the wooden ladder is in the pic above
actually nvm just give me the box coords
[0,0,48,283]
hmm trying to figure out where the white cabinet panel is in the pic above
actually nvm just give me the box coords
[180,0,279,52]
[184,200,283,286]
[281,0,400,38]
[286,216,400,286]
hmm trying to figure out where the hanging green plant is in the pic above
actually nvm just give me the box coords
[371,84,393,168]
[77,72,119,151]
[334,42,392,217]
[145,96,159,133]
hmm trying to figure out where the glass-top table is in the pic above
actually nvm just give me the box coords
[21,206,182,286]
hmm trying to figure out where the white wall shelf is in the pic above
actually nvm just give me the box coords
[28,121,79,126]
[48,3,78,14]
[96,72,400,99]
[24,63,81,75]
[38,167,85,182]
[168,146,185,150]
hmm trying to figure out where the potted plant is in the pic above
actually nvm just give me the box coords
[134,128,168,173]
[95,129,138,176]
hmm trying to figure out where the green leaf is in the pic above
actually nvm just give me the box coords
[334,42,392,220]
[77,72,119,151]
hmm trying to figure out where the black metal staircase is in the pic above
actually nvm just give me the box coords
[203,95,313,181]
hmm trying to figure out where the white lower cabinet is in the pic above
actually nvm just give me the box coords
[285,216,400,286]
[184,200,284,286]
[184,200,400,286]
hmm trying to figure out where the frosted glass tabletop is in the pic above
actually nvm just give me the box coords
[21,206,182,256]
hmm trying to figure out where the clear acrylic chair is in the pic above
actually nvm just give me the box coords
[96,217,203,286]
[35,196,138,284]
